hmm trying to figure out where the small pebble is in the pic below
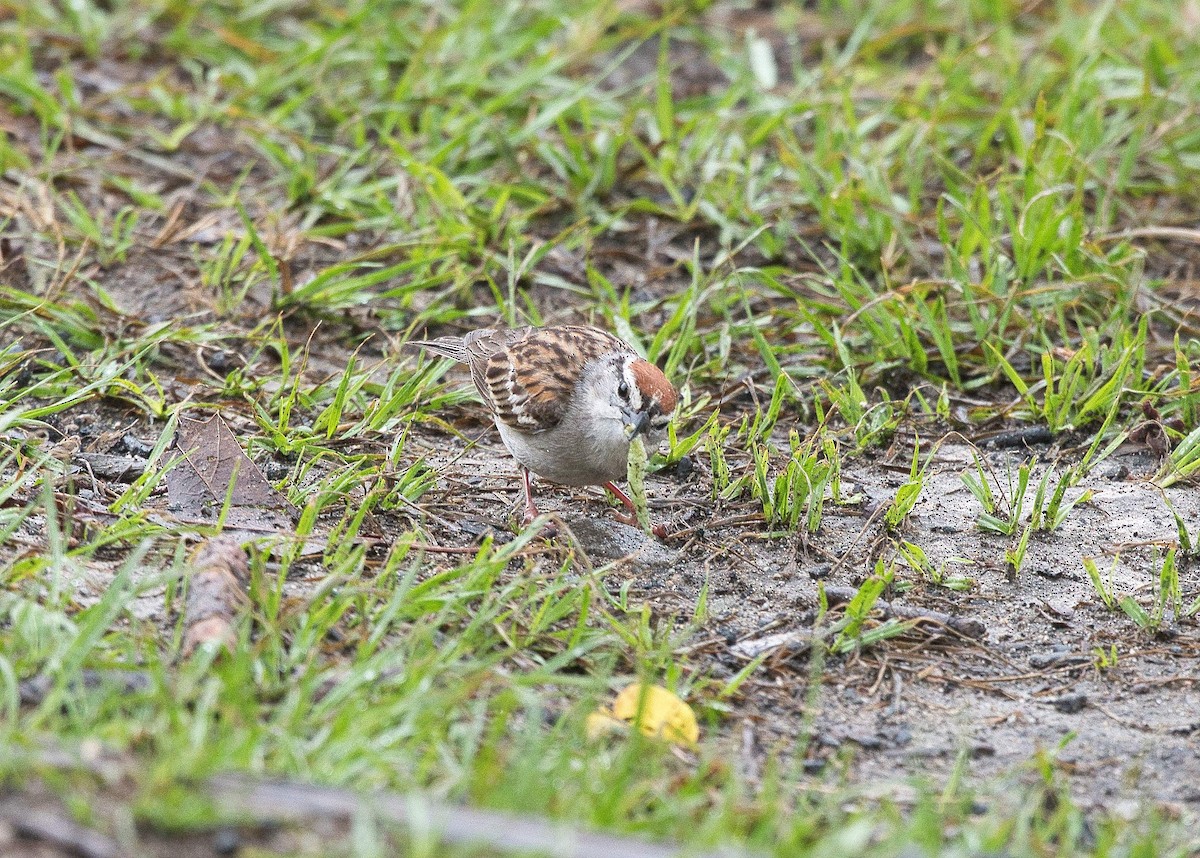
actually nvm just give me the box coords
[213,827,241,855]
[120,433,155,457]
[565,517,680,570]
[1102,462,1130,481]
[1050,693,1088,714]
[807,563,832,580]
[658,455,694,480]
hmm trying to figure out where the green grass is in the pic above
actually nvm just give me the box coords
[3,0,1200,853]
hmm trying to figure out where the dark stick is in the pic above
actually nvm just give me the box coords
[0,800,121,858]
[821,586,986,639]
[980,426,1054,449]
[18,669,153,706]
[207,774,760,858]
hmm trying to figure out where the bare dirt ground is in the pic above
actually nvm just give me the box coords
[4,147,1198,820]
[9,365,1198,825]
[5,162,1198,833]
[414,401,1200,820]
[4,4,1200,848]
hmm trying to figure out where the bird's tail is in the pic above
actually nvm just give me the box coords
[407,336,469,363]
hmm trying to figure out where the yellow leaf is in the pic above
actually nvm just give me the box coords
[584,709,627,741]
[610,683,699,746]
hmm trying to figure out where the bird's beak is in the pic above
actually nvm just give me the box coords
[624,410,650,440]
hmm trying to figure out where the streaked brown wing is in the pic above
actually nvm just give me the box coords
[476,326,630,432]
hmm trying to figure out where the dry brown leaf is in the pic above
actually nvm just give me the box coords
[167,414,296,531]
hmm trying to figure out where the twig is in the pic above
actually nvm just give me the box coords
[408,542,486,554]
[1097,225,1200,245]
[669,512,766,540]
[19,669,153,707]
[976,425,1055,449]
[206,774,761,858]
[825,501,888,579]
[74,453,147,483]
[0,799,121,858]
[181,537,249,657]
[821,586,987,639]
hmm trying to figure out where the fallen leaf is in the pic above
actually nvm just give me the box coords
[167,414,296,531]
[604,683,700,746]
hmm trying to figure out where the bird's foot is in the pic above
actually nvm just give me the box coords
[519,468,558,537]
[521,508,558,538]
[603,481,668,539]
[612,510,669,540]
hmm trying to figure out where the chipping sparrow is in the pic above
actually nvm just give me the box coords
[410,324,677,530]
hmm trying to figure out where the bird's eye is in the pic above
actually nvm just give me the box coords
[617,380,630,400]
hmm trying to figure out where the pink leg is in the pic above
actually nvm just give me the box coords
[522,467,540,525]
[603,481,637,514]
[604,482,668,539]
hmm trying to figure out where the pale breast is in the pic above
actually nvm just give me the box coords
[496,419,630,486]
